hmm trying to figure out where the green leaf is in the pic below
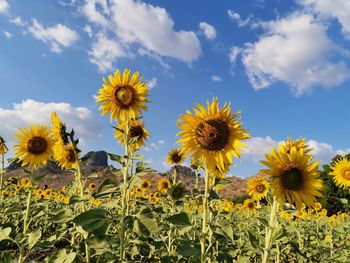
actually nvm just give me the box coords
[50,209,74,223]
[209,189,220,200]
[0,253,13,263]
[255,217,269,228]
[0,227,11,242]
[107,153,124,165]
[28,229,41,249]
[247,230,262,251]
[165,212,191,226]
[73,208,109,237]
[271,225,288,243]
[218,221,234,242]
[135,215,158,235]
[47,249,76,263]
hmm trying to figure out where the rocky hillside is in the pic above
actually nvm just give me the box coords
[4,151,249,198]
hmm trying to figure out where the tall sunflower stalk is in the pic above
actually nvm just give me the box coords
[177,98,249,262]
[0,136,8,200]
[262,197,279,263]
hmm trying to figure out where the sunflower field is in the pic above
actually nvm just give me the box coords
[0,69,350,263]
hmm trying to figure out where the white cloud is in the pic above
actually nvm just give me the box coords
[147,77,157,89]
[27,19,79,53]
[242,136,350,165]
[211,75,222,82]
[88,32,129,72]
[301,0,350,39]
[111,0,201,63]
[0,0,9,14]
[3,30,12,39]
[242,12,350,96]
[229,46,242,64]
[0,100,102,149]
[137,48,171,70]
[158,140,165,145]
[9,16,25,26]
[199,22,217,40]
[83,24,93,37]
[228,10,252,27]
[80,0,110,27]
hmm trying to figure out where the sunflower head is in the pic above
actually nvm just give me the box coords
[247,175,269,200]
[169,183,186,200]
[96,69,150,122]
[51,112,69,145]
[166,149,185,165]
[141,179,151,190]
[177,98,249,172]
[21,178,31,188]
[88,183,97,191]
[260,141,323,209]
[284,137,312,154]
[157,178,171,193]
[329,157,350,189]
[114,120,149,150]
[243,199,256,210]
[0,136,8,155]
[14,124,55,170]
[53,144,79,170]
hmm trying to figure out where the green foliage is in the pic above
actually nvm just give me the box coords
[320,154,350,215]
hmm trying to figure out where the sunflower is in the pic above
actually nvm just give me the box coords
[88,183,97,191]
[0,136,8,155]
[177,98,249,173]
[158,178,171,193]
[51,112,69,145]
[169,183,186,200]
[166,149,185,165]
[329,157,350,189]
[284,137,312,154]
[53,143,79,170]
[209,162,230,179]
[21,178,31,188]
[243,199,256,210]
[246,175,269,200]
[14,125,55,170]
[114,120,149,150]
[95,69,150,121]
[260,144,323,209]
[140,179,151,190]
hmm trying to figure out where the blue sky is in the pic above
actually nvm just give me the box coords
[0,0,350,177]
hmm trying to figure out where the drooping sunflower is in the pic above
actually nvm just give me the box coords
[0,136,8,155]
[14,125,55,170]
[51,112,69,145]
[246,175,270,200]
[114,120,149,150]
[53,143,79,170]
[260,144,323,209]
[329,157,350,189]
[166,149,185,165]
[177,98,250,173]
[95,69,150,121]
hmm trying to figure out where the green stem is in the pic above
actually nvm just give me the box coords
[200,168,210,263]
[120,121,131,262]
[173,165,177,185]
[262,197,279,263]
[0,154,4,200]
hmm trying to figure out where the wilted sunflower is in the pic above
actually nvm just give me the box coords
[177,98,249,173]
[329,157,350,189]
[0,136,8,155]
[169,183,186,200]
[246,175,269,200]
[95,69,150,121]
[261,144,323,209]
[53,144,79,170]
[51,112,69,145]
[158,178,171,193]
[166,149,185,165]
[114,120,149,150]
[14,125,55,169]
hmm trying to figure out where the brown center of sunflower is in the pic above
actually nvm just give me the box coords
[341,168,350,180]
[129,125,144,139]
[65,149,76,163]
[141,181,150,188]
[161,181,170,189]
[114,85,135,108]
[281,167,304,191]
[255,184,265,193]
[172,153,182,163]
[195,118,230,151]
[27,136,48,155]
